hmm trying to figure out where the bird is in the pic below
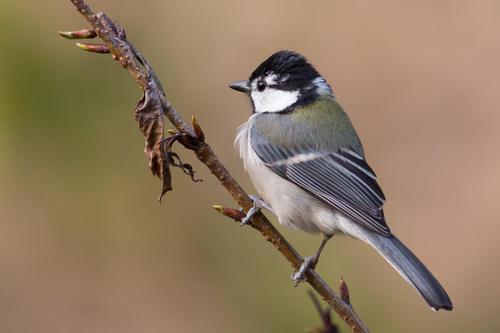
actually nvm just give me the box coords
[229,50,453,311]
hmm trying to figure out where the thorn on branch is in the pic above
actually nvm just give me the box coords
[308,291,340,333]
[58,29,97,39]
[76,42,110,53]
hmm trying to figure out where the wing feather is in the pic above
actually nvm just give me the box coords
[252,140,391,236]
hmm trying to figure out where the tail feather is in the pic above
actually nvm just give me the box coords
[364,232,453,311]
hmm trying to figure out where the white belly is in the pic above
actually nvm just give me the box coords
[235,117,365,238]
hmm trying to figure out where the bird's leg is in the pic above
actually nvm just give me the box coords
[240,195,274,225]
[292,234,333,285]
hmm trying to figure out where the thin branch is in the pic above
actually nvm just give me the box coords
[62,1,369,332]
[308,290,340,333]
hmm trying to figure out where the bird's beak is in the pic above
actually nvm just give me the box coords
[229,80,251,93]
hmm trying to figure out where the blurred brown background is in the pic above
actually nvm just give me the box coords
[1,0,499,332]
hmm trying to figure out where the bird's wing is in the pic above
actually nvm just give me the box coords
[251,131,391,236]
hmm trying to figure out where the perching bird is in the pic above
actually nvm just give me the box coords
[230,50,452,311]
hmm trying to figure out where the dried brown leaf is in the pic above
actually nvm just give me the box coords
[134,79,165,182]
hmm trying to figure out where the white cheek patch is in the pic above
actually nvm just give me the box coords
[251,88,300,113]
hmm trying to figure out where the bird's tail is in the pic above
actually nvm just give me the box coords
[363,232,453,311]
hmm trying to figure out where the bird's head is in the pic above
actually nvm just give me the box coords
[230,50,333,114]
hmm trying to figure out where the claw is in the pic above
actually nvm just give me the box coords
[241,205,259,225]
[292,235,332,285]
[240,195,274,226]
[292,256,317,286]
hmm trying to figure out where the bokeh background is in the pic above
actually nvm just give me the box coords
[1,0,499,332]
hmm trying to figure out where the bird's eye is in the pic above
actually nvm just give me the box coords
[257,80,266,92]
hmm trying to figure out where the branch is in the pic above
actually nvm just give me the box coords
[61,1,369,332]
[308,291,340,333]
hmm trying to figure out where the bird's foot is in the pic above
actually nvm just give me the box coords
[292,255,318,286]
[241,195,273,225]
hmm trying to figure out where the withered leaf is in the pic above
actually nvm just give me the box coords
[134,78,203,201]
[134,78,167,188]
